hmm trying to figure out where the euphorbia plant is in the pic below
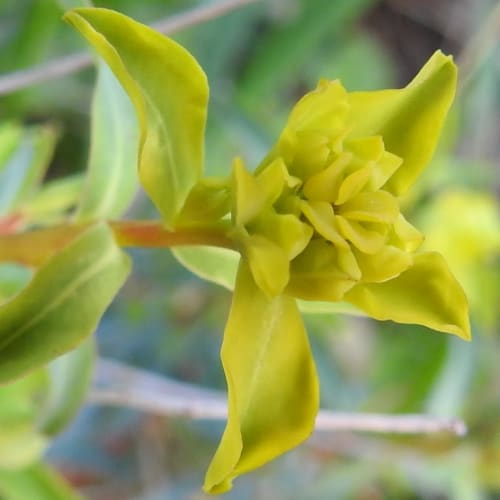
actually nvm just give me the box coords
[0,7,470,495]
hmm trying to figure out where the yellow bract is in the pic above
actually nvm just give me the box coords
[203,262,318,493]
[231,77,426,304]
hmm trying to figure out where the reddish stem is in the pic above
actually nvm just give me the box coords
[0,220,236,267]
[109,220,234,250]
[0,214,24,235]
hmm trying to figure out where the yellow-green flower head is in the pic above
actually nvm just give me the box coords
[225,49,470,344]
[232,79,428,302]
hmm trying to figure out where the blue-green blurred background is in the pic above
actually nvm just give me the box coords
[2,0,500,498]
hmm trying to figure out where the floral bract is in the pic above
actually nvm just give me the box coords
[65,7,470,495]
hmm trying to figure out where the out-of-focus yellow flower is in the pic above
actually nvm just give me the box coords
[420,189,500,329]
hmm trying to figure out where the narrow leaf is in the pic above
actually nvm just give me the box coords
[0,125,58,216]
[0,423,46,470]
[76,61,139,220]
[37,339,95,435]
[0,223,130,383]
[65,8,209,227]
[204,261,319,493]
[20,174,84,225]
[0,370,48,469]
[0,463,81,500]
[0,265,32,304]
[0,123,22,169]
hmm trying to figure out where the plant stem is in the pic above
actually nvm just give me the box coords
[90,358,467,436]
[0,214,24,235]
[109,220,235,250]
[0,220,235,266]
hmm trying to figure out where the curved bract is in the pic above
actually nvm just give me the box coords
[64,8,208,228]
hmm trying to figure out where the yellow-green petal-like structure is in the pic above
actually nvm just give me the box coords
[348,51,457,196]
[204,262,319,494]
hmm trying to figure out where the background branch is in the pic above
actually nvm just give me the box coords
[0,0,261,96]
[456,1,500,92]
[89,358,467,437]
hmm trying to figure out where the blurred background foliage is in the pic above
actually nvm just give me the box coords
[1,0,500,498]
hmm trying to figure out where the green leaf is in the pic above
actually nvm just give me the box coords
[344,251,471,340]
[0,423,47,470]
[0,125,58,216]
[204,261,318,494]
[0,462,81,500]
[0,123,22,168]
[0,223,130,383]
[348,50,457,195]
[76,61,139,221]
[0,1,60,74]
[425,335,475,417]
[20,175,84,225]
[0,370,48,469]
[172,246,239,291]
[38,339,95,435]
[65,8,209,227]
[0,265,32,304]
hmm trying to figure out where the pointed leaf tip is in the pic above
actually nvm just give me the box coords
[204,262,319,493]
[349,50,458,195]
[64,8,209,227]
